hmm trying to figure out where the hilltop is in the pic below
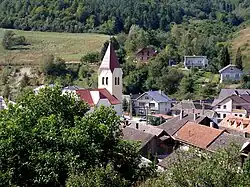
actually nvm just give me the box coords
[0,28,108,66]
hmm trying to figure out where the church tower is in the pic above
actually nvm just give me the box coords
[98,42,123,102]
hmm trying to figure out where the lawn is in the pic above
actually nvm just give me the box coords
[0,28,109,66]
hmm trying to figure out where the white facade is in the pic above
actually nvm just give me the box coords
[219,65,243,83]
[134,91,172,115]
[184,56,208,69]
[213,98,248,121]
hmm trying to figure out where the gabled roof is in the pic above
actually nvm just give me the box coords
[76,88,120,106]
[63,85,82,91]
[99,42,120,72]
[173,122,224,149]
[208,132,248,152]
[137,91,171,103]
[219,64,243,74]
[128,123,168,137]
[135,46,156,54]
[122,127,156,148]
[159,114,213,136]
[218,89,250,100]
[219,115,250,133]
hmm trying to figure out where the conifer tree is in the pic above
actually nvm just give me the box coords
[235,47,243,70]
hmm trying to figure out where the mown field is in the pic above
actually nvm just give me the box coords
[0,28,109,66]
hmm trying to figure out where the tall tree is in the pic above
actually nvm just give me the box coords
[218,46,230,68]
[235,47,243,70]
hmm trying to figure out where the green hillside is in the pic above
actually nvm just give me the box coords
[0,28,108,66]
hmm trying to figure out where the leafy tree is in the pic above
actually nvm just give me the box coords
[80,52,99,64]
[141,145,250,187]
[0,87,154,186]
[122,98,129,112]
[2,30,15,49]
[218,46,230,68]
[235,47,243,70]
[179,75,195,97]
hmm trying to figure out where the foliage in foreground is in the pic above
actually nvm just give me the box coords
[0,87,154,186]
[141,146,250,187]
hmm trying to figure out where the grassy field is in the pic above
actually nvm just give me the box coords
[231,26,250,71]
[0,28,109,66]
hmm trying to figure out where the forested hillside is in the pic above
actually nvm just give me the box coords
[0,0,250,33]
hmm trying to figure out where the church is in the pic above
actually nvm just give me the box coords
[76,42,123,116]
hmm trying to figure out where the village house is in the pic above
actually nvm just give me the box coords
[219,115,250,137]
[134,46,157,63]
[171,100,218,123]
[184,56,208,69]
[159,113,218,137]
[212,94,250,121]
[132,90,172,116]
[213,89,250,104]
[219,64,243,83]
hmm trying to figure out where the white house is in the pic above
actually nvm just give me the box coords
[76,42,123,116]
[184,56,208,69]
[133,91,172,115]
[219,64,243,83]
[212,94,250,121]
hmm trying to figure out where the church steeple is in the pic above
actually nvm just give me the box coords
[99,42,120,73]
[98,41,123,103]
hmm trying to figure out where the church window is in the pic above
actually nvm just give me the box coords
[115,77,117,85]
[102,77,105,85]
[117,77,120,85]
[106,77,108,85]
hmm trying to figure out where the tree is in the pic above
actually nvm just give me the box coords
[218,46,230,68]
[2,30,15,49]
[235,47,243,70]
[122,98,129,112]
[80,52,99,64]
[141,145,250,187]
[0,87,154,186]
[179,75,195,95]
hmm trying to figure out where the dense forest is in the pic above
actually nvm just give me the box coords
[0,0,250,33]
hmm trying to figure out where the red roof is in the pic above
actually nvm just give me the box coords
[76,88,120,106]
[99,42,120,72]
[76,89,94,106]
[174,122,224,149]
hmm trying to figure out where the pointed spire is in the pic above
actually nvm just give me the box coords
[99,41,120,72]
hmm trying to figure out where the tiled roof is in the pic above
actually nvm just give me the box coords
[128,123,168,137]
[219,115,250,133]
[173,122,224,149]
[76,89,94,106]
[76,88,120,106]
[99,42,120,72]
[122,127,155,147]
[158,114,212,136]
[208,132,248,152]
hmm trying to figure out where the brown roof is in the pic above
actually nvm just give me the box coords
[122,127,155,147]
[76,89,94,106]
[128,123,168,137]
[173,122,224,149]
[99,42,120,72]
[158,114,212,136]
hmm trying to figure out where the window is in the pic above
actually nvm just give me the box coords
[239,114,243,117]
[117,77,120,85]
[235,114,237,116]
[149,103,155,108]
[218,105,221,109]
[115,77,117,85]
[102,77,105,85]
[145,96,149,100]
[235,74,239,78]
[147,51,150,56]
[218,113,221,118]
[236,106,242,109]
[223,105,226,109]
[139,102,144,106]
[106,77,108,85]
[223,114,226,118]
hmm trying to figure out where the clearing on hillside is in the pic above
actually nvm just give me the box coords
[0,28,109,66]
[231,26,250,70]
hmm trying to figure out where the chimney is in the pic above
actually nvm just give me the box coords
[193,108,196,121]
[202,102,205,116]
[136,123,139,129]
[210,122,214,128]
[180,109,184,120]
[159,90,162,95]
